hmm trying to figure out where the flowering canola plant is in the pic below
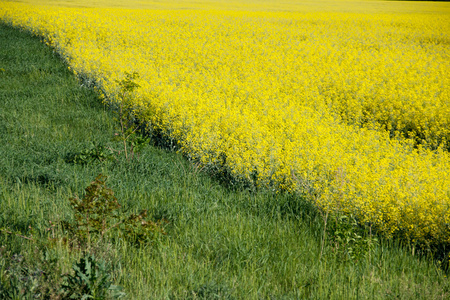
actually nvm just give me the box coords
[1,0,450,247]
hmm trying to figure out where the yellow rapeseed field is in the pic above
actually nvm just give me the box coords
[1,0,450,247]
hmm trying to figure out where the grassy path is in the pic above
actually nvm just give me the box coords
[0,22,448,299]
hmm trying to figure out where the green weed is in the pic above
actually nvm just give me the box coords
[66,143,115,165]
[62,254,125,300]
[107,72,150,161]
[327,214,378,262]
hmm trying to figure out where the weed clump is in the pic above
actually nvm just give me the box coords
[63,173,166,249]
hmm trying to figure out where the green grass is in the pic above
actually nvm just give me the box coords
[0,21,449,299]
